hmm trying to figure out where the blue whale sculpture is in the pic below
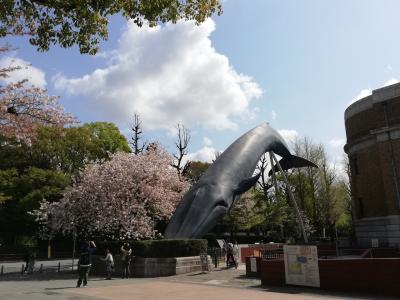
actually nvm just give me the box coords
[164,123,317,238]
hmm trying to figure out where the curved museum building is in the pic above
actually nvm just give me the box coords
[344,82,400,248]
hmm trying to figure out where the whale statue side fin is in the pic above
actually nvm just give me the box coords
[268,154,318,175]
[233,173,261,195]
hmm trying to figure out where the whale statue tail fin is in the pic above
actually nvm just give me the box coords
[269,154,317,175]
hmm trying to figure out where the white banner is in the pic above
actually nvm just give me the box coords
[283,245,320,287]
[250,257,257,272]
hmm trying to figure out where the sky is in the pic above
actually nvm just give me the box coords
[2,0,400,167]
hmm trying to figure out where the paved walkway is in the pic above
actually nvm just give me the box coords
[0,264,397,300]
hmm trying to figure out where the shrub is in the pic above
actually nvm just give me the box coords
[96,239,207,258]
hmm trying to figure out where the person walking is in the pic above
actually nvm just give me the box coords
[102,249,114,280]
[27,251,36,274]
[76,241,96,287]
[77,243,92,288]
[121,243,132,279]
[233,241,239,269]
[226,242,235,268]
[23,250,30,273]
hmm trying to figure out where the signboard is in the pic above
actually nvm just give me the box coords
[250,257,257,272]
[371,239,379,248]
[283,245,320,287]
[216,239,225,249]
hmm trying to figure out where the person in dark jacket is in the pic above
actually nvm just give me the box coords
[23,251,30,273]
[76,241,96,287]
[27,251,36,274]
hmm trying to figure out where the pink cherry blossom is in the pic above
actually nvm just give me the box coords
[34,146,190,240]
[0,46,76,142]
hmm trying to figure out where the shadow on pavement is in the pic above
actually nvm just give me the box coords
[186,272,209,277]
[252,284,398,300]
[0,271,78,282]
[45,286,77,290]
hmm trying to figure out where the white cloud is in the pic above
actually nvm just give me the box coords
[349,78,400,105]
[203,137,213,146]
[329,138,345,148]
[349,88,372,105]
[384,78,399,87]
[271,110,277,121]
[53,19,262,131]
[0,56,46,88]
[277,129,299,145]
[185,146,218,163]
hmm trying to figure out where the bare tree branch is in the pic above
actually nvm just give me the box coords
[130,113,146,155]
[172,123,191,176]
[256,153,272,200]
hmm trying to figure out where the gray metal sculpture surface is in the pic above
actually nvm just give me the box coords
[164,122,317,238]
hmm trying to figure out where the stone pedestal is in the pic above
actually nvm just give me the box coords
[90,255,211,278]
[355,215,400,248]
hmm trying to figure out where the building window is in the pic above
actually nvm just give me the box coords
[358,197,364,218]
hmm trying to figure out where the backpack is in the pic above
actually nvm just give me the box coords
[79,251,90,266]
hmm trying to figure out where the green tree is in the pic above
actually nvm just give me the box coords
[31,122,130,175]
[223,190,266,235]
[184,160,210,183]
[0,135,31,171]
[221,188,298,242]
[83,122,131,161]
[255,191,295,242]
[286,138,352,240]
[1,0,222,54]
[0,121,130,244]
[338,156,354,236]
[0,167,70,243]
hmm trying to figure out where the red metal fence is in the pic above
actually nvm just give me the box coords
[260,258,400,296]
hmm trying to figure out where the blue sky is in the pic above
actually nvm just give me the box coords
[2,0,400,166]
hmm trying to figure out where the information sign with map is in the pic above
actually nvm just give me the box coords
[283,245,320,287]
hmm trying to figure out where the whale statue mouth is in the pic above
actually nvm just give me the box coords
[190,200,229,238]
[165,191,230,239]
[214,199,229,210]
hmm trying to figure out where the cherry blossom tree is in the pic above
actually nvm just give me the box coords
[0,46,76,141]
[0,1,222,54]
[34,145,189,240]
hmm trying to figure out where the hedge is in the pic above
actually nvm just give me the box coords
[95,239,208,258]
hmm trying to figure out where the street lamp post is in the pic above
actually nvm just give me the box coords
[71,227,77,271]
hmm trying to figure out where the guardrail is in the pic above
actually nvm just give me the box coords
[0,260,75,277]
[0,252,74,261]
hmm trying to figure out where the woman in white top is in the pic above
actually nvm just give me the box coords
[102,249,114,280]
[233,241,239,269]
